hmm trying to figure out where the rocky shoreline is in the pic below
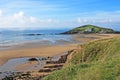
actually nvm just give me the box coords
[1,50,74,80]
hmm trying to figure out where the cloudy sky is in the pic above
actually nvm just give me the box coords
[0,0,120,30]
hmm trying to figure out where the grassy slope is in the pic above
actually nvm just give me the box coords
[43,37,120,80]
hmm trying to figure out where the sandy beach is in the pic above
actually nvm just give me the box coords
[0,34,119,66]
[0,44,77,65]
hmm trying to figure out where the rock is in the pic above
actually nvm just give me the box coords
[23,34,43,36]
[39,68,52,72]
[44,64,63,68]
[28,58,38,61]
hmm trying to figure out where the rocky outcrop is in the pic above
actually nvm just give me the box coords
[46,55,68,64]
[2,50,75,80]
[46,50,73,64]
[36,50,74,78]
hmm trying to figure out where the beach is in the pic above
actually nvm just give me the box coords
[0,33,120,79]
[0,0,120,79]
[0,44,77,65]
[0,34,120,71]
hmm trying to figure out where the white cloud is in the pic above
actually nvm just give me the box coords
[0,10,120,30]
[77,18,89,23]
[77,18,82,23]
[47,19,52,23]
[29,16,37,23]
[77,11,120,24]
[0,9,3,16]
[14,11,24,18]
[0,10,62,30]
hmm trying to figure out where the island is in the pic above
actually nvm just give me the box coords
[61,25,115,34]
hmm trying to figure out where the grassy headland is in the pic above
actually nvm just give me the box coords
[43,37,120,80]
[61,25,115,34]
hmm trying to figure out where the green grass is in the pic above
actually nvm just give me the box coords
[43,37,120,80]
[72,25,101,32]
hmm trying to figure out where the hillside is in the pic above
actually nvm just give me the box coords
[43,37,120,80]
[61,25,114,34]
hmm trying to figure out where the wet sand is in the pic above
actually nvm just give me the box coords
[0,34,119,66]
[0,44,77,66]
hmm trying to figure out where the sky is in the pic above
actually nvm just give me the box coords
[0,0,120,30]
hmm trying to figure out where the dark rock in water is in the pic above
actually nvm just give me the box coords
[23,34,43,36]
[41,57,48,60]
[28,58,38,61]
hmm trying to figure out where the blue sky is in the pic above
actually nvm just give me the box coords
[0,0,120,30]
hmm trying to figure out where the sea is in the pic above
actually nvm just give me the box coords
[0,29,74,50]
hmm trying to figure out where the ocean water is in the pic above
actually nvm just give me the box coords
[0,30,73,50]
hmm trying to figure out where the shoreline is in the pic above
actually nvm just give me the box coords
[0,43,77,66]
[0,35,74,51]
[0,34,119,66]
[0,34,73,51]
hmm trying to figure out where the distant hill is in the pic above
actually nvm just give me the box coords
[61,25,115,34]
